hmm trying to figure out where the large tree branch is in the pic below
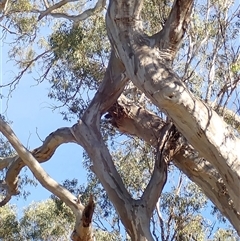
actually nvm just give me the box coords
[35,0,106,22]
[37,0,78,21]
[154,0,193,57]
[0,118,82,214]
[106,1,240,216]
[71,52,137,235]
[1,127,76,201]
[107,95,240,235]
[83,51,128,116]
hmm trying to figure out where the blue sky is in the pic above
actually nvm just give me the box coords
[0,36,88,209]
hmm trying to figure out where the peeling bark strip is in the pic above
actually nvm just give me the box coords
[71,196,95,241]
[0,0,8,12]
[106,0,240,219]
[82,195,95,228]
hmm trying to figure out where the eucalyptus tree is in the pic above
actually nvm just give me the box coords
[0,0,239,240]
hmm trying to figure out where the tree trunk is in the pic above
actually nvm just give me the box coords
[106,0,240,221]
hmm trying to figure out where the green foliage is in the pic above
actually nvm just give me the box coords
[231,61,240,74]
[213,229,240,241]
[159,178,208,240]
[8,0,37,35]
[142,0,173,34]
[0,204,20,241]
[2,0,239,121]
[0,136,15,158]
[112,139,154,197]
[20,199,74,240]
[0,197,124,241]
[11,0,33,12]
[47,15,110,120]
[94,229,123,241]
[49,23,85,61]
